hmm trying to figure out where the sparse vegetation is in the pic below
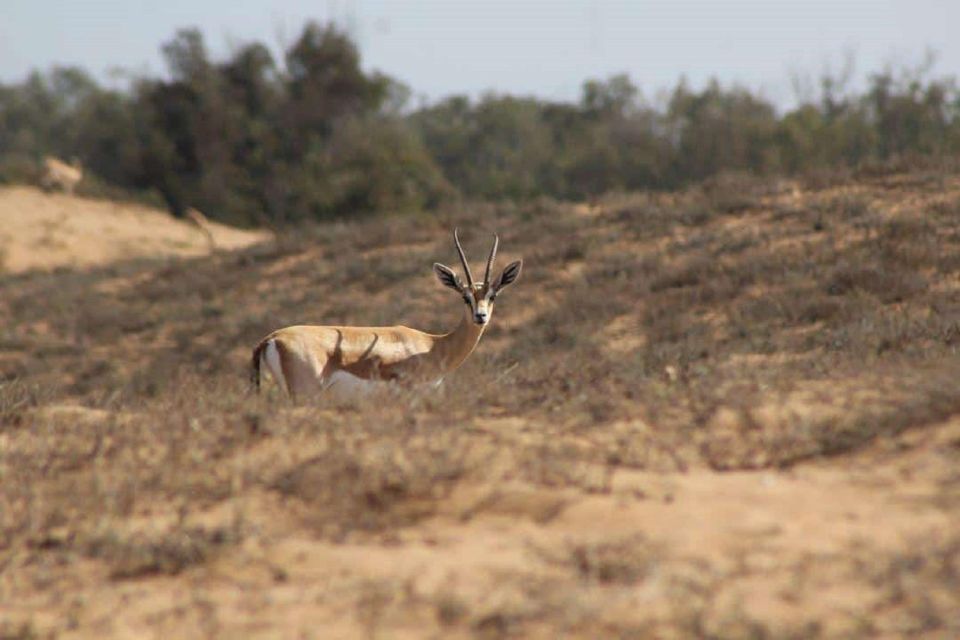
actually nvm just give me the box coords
[1,170,960,636]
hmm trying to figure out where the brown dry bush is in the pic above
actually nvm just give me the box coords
[862,536,960,635]
[699,360,960,469]
[83,525,238,579]
[542,534,658,585]
[269,409,482,539]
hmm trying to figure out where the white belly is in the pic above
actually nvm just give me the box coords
[323,370,387,397]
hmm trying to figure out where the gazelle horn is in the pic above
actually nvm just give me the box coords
[484,234,499,284]
[454,228,475,287]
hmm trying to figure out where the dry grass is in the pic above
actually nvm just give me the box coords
[2,171,960,637]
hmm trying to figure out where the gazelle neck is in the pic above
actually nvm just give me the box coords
[433,306,487,373]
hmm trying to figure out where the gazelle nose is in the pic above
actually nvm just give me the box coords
[474,312,488,324]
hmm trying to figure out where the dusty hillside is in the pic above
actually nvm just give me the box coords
[0,186,270,273]
[1,170,960,638]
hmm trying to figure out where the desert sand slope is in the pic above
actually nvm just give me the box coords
[2,172,960,638]
[0,186,270,273]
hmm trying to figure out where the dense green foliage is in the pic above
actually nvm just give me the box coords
[2,22,960,224]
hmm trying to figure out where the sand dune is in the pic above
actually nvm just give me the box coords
[0,186,270,273]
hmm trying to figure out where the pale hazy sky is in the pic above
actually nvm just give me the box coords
[1,1,957,107]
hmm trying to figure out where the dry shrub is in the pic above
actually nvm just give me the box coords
[699,170,772,214]
[0,621,41,640]
[825,261,926,303]
[556,535,658,585]
[735,290,846,327]
[0,380,48,430]
[649,255,717,293]
[700,361,960,469]
[800,165,854,191]
[825,193,871,220]
[861,535,960,635]
[270,416,476,538]
[83,526,237,579]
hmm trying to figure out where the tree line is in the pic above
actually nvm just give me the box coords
[2,22,959,225]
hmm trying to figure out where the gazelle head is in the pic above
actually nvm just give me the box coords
[433,229,523,326]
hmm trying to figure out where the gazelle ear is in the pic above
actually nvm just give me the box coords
[433,263,464,292]
[493,260,522,292]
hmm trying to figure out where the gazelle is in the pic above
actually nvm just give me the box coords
[40,156,83,195]
[251,230,522,399]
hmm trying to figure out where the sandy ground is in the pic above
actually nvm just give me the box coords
[0,186,270,273]
[4,413,957,638]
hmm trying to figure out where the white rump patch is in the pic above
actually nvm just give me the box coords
[261,339,287,394]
